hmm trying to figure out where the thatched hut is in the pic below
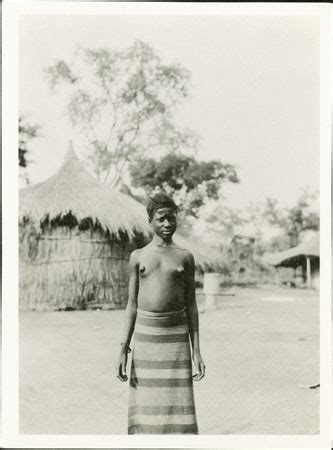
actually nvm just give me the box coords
[19,142,151,310]
[263,234,320,289]
[19,142,222,310]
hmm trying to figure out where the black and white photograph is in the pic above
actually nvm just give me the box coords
[2,1,331,448]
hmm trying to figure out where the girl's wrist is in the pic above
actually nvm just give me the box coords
[120,342,131,353]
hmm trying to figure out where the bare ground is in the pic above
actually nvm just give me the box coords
[19,287,319,435]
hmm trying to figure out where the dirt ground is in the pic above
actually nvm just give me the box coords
[19,287,319,435]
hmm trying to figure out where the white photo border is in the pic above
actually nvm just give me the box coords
[2,2,331,448]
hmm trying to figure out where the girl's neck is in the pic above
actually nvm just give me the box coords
[151,235,174,247]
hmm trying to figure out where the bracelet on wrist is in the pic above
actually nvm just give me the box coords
[120,342,131,353]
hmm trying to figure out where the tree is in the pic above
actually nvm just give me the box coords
[196,201,247,248]
[193,187,319,262]
[19,116,41,185]
[129,152,239,220]
[263,188,319,247]
[45,40,198,187]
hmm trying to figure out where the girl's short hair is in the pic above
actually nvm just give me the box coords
[146,192,178,220]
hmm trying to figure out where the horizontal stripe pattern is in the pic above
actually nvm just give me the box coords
[129,341,190,361]
[128,309,198,435]
[131,367,190,379]
[136,314,186,328]
[128,424,198,435]
[130,377,192,388]
[129,386,196,408]
[134,332,189,343]
[129,405,196,416]
[133,359,191,369]
[135,323,188,336]
[129,413,197,427]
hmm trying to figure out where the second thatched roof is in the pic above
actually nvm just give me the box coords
[262,234,319,268]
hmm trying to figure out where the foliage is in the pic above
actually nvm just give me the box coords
[197,202,246,249]
[194,188,319,254]
[19,116,41,185]
[262,188,319,248]
[44,40,197,187]
[196,203,265,279]
[129,152,239,220]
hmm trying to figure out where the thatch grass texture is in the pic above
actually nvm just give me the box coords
[19,142,151,240]
[19,223,132,310]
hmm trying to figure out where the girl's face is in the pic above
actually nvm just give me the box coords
[150,207,177,239]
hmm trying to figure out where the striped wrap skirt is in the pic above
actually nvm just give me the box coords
[128,308,198,434]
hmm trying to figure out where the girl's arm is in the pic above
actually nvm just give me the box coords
[116,250,139,382]
[185,252,205,381]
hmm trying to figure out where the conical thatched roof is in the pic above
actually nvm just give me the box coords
[19,141,150,239]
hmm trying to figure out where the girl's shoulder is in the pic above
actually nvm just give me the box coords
[173,246,194,264]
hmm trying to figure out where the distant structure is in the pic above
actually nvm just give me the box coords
[19,141,221,310]
[263,234,319,289]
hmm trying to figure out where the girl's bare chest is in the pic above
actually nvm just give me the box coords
[139,254,185,278]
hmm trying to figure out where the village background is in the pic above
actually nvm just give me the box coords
[19,15,320,434]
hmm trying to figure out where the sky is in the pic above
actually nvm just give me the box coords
[19,14,320,209]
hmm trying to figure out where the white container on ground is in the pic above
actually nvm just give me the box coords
[203,273,221,310]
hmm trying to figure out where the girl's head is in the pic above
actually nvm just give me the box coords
[146,193,178,221]
[146,193,178,239]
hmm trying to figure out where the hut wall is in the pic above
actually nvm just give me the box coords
[19,224,131,311]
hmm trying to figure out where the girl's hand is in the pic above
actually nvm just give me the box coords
[116,349,128,382]
[192,353,205,381]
